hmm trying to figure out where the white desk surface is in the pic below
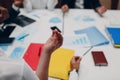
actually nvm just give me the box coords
[2,9,120,80]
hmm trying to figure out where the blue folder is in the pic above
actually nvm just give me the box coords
[106,27,120,47]
[74,26,109,46]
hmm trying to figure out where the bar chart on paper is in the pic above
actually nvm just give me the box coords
[63,34,91,47]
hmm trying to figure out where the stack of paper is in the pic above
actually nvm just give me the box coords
[49,48,74,80]
[74,26,109,46]
[106,27,120,48]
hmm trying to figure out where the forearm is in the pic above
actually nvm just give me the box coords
[36,50,51,80]
[92,0,101,10]
[4,4,20,24]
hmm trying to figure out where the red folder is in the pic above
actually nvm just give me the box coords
[23,43,44,70]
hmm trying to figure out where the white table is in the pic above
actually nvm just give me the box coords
[2,9,120,80]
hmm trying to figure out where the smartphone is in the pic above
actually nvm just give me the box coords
[50,26,61,33]
[0,26,16,38]
[0,37,15,45]
[91,51,108,66]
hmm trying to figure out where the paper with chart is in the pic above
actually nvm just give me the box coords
[74,26,109,46]
[63,34,91,47]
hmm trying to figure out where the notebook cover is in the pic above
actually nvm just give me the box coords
[49,48,74,80]
[106,27,120,47]
[92,51,108,66]
[23,43,44,70]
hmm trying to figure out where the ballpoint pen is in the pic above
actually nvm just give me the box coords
[18,34,29,40]
[38,47,41,56]
[82,46,93,57]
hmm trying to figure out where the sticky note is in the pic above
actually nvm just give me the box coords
[49,17,61,23]
[83,17,95,22]
[0,45,8,51]
[74,15,81,21]
[9,47,25,59]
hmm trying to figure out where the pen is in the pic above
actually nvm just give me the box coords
[38,47,41,56]
[18,34,29,40]
[33,14,40,19]
[82,46,93,57]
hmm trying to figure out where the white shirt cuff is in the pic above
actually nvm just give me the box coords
[12,4,19,11]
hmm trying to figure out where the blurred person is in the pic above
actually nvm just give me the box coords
[75,0,107,15]
[3,0,24,24]
[23,0,74,12]
[0,0,23,24]
[0,29,82,80]
[0,30,63,80]
[0,6,9,24]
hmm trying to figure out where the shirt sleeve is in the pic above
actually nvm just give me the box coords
[69,69,79,80]
[23,0,32,12]
[22,61,39,80]
[12,4,19,12]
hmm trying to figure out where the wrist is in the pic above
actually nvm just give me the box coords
[42,49,53,57]
[70,69,78,73]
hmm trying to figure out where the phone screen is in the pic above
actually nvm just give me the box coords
[51,26,61,32]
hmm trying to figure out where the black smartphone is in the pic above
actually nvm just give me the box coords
[0,37,15,45]
[51,26,61,32]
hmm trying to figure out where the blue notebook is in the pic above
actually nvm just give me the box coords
[106,27,120,47]
[74,26,109,46]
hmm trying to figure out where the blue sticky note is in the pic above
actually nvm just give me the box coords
[49,17,61,23]
[9,47,25,59]
[0,45,9,51]
[74,16,81,21]
[83,17,95,22]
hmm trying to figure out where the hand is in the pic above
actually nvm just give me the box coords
[61,4,69,12]
[97,6,107,15]
[0,6,9,23]
[70,56,81,71]
[14,0,24,7]
[42,30,63,56]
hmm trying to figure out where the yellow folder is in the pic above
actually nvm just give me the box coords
[49,48,74,80]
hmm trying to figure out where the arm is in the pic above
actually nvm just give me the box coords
[91,0,107,15]
[84,0,107,15]
[96,6,107,15]
[4,6,20,24]
[61,0,75,12]
[61,0,75,8]
[69,56,81,80]
[36,30,63,80]
[4,0,23,24]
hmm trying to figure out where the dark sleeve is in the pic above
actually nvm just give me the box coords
[4,7,20,24]
[84,0,101,9]
[61,0,75,8]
